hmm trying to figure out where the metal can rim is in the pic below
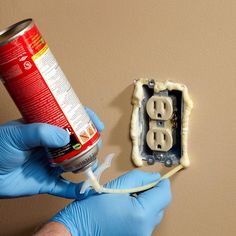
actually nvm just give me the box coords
[0,18,34,47]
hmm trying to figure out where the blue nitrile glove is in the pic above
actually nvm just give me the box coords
[51,170,172,236]
[0,107,104,199]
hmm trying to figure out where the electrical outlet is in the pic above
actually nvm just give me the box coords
[130,79,193,168]
[146,122,173,151]
[146,96,173,120]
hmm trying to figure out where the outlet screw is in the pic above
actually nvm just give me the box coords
[164,158,173,167]
[147,156,155,165]
[148,80,155,88]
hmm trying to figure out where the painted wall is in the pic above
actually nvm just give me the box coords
[0,1,235,235]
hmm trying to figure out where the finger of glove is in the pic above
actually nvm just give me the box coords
[137,179,172,215]
[149,211,165,230]
[12,123,70,150]
[91,159,99,171]
[84,107,104,132]
[48,177,92,200]
[156,211,164,225]
[104,169,161,190]
[97,139,102,149]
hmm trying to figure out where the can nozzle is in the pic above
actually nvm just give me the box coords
[80,153,115,194]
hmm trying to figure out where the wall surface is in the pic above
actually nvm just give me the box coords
[0,0,236,235]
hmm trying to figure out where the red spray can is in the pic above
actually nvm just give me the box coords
[0,19,100,172]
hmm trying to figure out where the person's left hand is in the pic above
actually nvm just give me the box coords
[50,170,172,236]
[0,107,104,199]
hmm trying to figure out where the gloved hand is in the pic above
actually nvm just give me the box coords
[0,107,104,199]
[51,170,172,236]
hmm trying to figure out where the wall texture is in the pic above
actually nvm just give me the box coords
[0,0,235,235]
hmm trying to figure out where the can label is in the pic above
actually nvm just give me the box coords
[0,23,99,164]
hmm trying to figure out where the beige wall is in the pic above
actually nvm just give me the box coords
[0,0,236,235]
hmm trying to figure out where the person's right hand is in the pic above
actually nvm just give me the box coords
[0,107,104,199]
[51,170,172,236]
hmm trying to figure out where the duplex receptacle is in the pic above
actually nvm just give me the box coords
[131,79,193,168]
[143,84,181,167]
[146,96,173,120]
